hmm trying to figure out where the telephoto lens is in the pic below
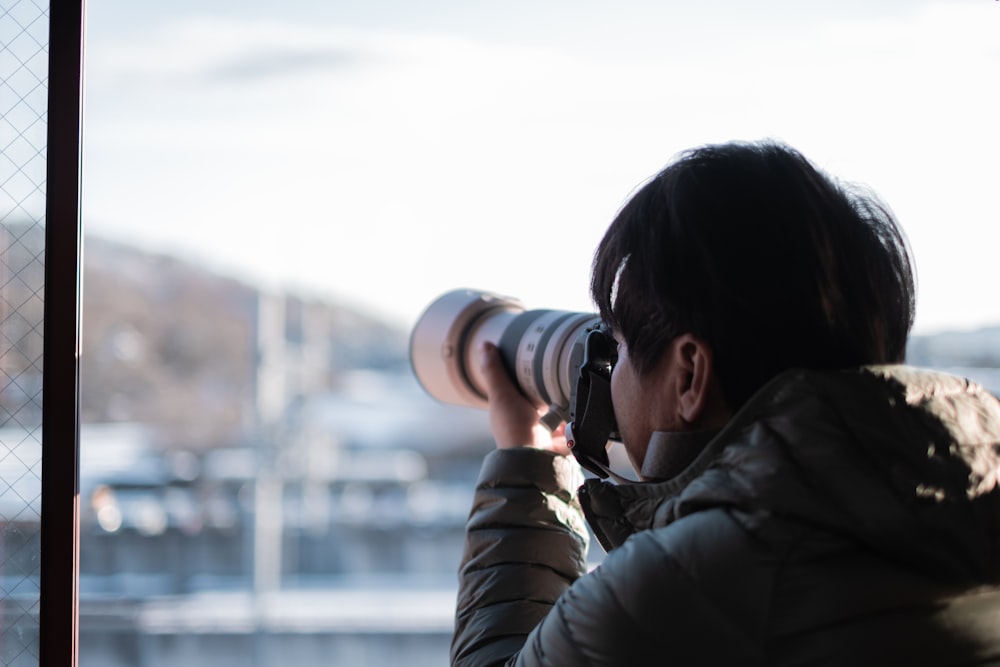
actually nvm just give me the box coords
[409,288,599,419]
[409,289,619,478]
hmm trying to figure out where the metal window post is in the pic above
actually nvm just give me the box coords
[40,0,86,665]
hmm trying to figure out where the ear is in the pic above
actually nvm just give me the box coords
[671,333,725,426]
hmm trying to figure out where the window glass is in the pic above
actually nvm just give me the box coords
[0,2,49,665]
[79,2,1000,666]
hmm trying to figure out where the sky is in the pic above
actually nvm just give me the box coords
[81,0,1000,335]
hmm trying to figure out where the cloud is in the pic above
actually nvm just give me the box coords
[87,18,564,89]
[200,46,361,84]
[81,4,1000,332]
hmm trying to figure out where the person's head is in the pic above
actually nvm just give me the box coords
[591,140,915,458]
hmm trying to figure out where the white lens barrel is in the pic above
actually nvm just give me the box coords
[409,289,598,422]
[409,289,524,408]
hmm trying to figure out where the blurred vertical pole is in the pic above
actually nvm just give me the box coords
[253,292,286,664]
[40,0,86,665]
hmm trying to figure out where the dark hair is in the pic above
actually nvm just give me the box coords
[591,140,915,409]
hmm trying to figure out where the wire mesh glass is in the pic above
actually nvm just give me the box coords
[0,1,48,665]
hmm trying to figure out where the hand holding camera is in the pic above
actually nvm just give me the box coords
[478,341,569,453]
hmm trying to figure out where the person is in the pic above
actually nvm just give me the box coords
[450,140,1000,666]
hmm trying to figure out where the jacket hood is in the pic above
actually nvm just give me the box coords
[582,366,1000,583]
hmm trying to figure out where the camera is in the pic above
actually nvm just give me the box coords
[409,289,619,477]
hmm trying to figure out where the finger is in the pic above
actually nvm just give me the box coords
[479,342,520,401]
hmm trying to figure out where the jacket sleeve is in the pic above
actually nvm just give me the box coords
[451,448,590,667]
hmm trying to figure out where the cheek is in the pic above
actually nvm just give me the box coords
[610,368,623,420]
[611,375,649,473]
[611,364,642,445]
[610,363,627,420]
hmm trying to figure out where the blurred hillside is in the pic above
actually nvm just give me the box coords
[81,234,411,450]
[907,327,1000,369]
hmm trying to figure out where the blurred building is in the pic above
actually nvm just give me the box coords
[75,366,493,666]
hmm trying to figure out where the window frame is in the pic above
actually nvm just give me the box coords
[39,1,86,665]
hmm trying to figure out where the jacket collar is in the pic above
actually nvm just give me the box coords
[640,429,720,481]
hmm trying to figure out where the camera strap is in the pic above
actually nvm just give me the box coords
[567,327,619,479]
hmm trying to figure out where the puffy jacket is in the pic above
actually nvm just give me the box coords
[451,366,1000,666]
